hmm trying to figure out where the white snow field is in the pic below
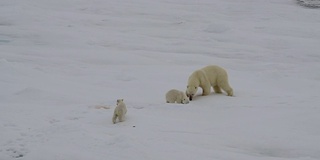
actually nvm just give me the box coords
[1,0,320,160]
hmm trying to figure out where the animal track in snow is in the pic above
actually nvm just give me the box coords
[297,0,320,8]
[6,148,25,159]
[3,134,29,159]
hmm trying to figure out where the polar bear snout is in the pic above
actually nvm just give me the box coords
[186,86,197,101]
[182,96,190,104]
[187,94,194,101]
[182,100,189,104]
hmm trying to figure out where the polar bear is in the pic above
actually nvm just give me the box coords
[112,99,127,124]
[186,65,233,100]
[166,89,189,104]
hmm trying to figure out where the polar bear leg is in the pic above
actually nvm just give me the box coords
[225,88,233,96]
[176,96,184,104]
[112,114,117,124]
[201,84,211,96]
[175,93,183,103]
[119,114,125,122]
[219,82,233,96]
[213,85,222,93]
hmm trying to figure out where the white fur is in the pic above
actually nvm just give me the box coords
[112,99,127,124]
[186,65,233,100]
[166,89,189,104]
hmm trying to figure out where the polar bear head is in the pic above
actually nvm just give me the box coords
[117,99,124,105]
[186,85,198,101]
[181,93,190,104]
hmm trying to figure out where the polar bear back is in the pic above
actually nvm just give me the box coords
[201,65,228,86]
[187,69,207,87]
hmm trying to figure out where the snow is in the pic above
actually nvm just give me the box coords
[1,0,320,159]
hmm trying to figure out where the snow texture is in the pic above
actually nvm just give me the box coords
[1,0,320,160]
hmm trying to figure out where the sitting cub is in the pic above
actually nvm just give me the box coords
[112,99,127,124]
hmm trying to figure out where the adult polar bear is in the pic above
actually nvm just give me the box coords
[186,65,233,101]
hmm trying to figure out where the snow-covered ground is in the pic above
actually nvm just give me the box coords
[1,0,320,159]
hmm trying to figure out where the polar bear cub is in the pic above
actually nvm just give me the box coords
[112,99,127,124]
[186,65,233,101]
[166,89,189,104]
